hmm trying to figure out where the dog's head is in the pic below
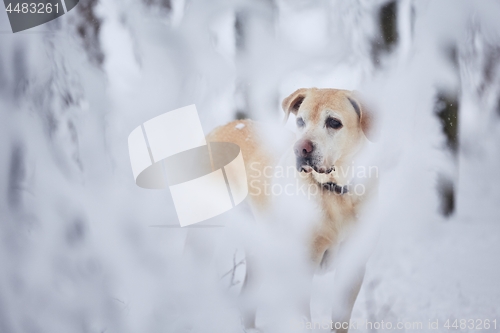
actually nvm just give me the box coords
[282,88,375,179]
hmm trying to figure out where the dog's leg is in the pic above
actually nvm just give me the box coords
[330,263,365,333]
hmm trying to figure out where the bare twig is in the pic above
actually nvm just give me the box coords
[220,250,246,287]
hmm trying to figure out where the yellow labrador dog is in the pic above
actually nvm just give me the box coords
[207,88,376,332]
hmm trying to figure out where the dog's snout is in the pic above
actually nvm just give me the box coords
[294,139,314,157]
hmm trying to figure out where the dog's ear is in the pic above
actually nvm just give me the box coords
[346,91,377,142]
[282,88,308,123]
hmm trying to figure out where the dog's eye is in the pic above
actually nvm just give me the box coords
[326,117,342,129]
[296,117,305,128]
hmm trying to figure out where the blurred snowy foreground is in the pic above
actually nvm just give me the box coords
[0,0,500,332]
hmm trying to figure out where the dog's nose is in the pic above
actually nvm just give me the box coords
[294,139,314,157]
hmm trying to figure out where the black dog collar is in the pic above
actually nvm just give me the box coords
[321,182,349,195]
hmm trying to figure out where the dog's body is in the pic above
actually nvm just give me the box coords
[207,88,376,332]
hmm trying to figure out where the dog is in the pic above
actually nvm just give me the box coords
[207,88,377,332]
